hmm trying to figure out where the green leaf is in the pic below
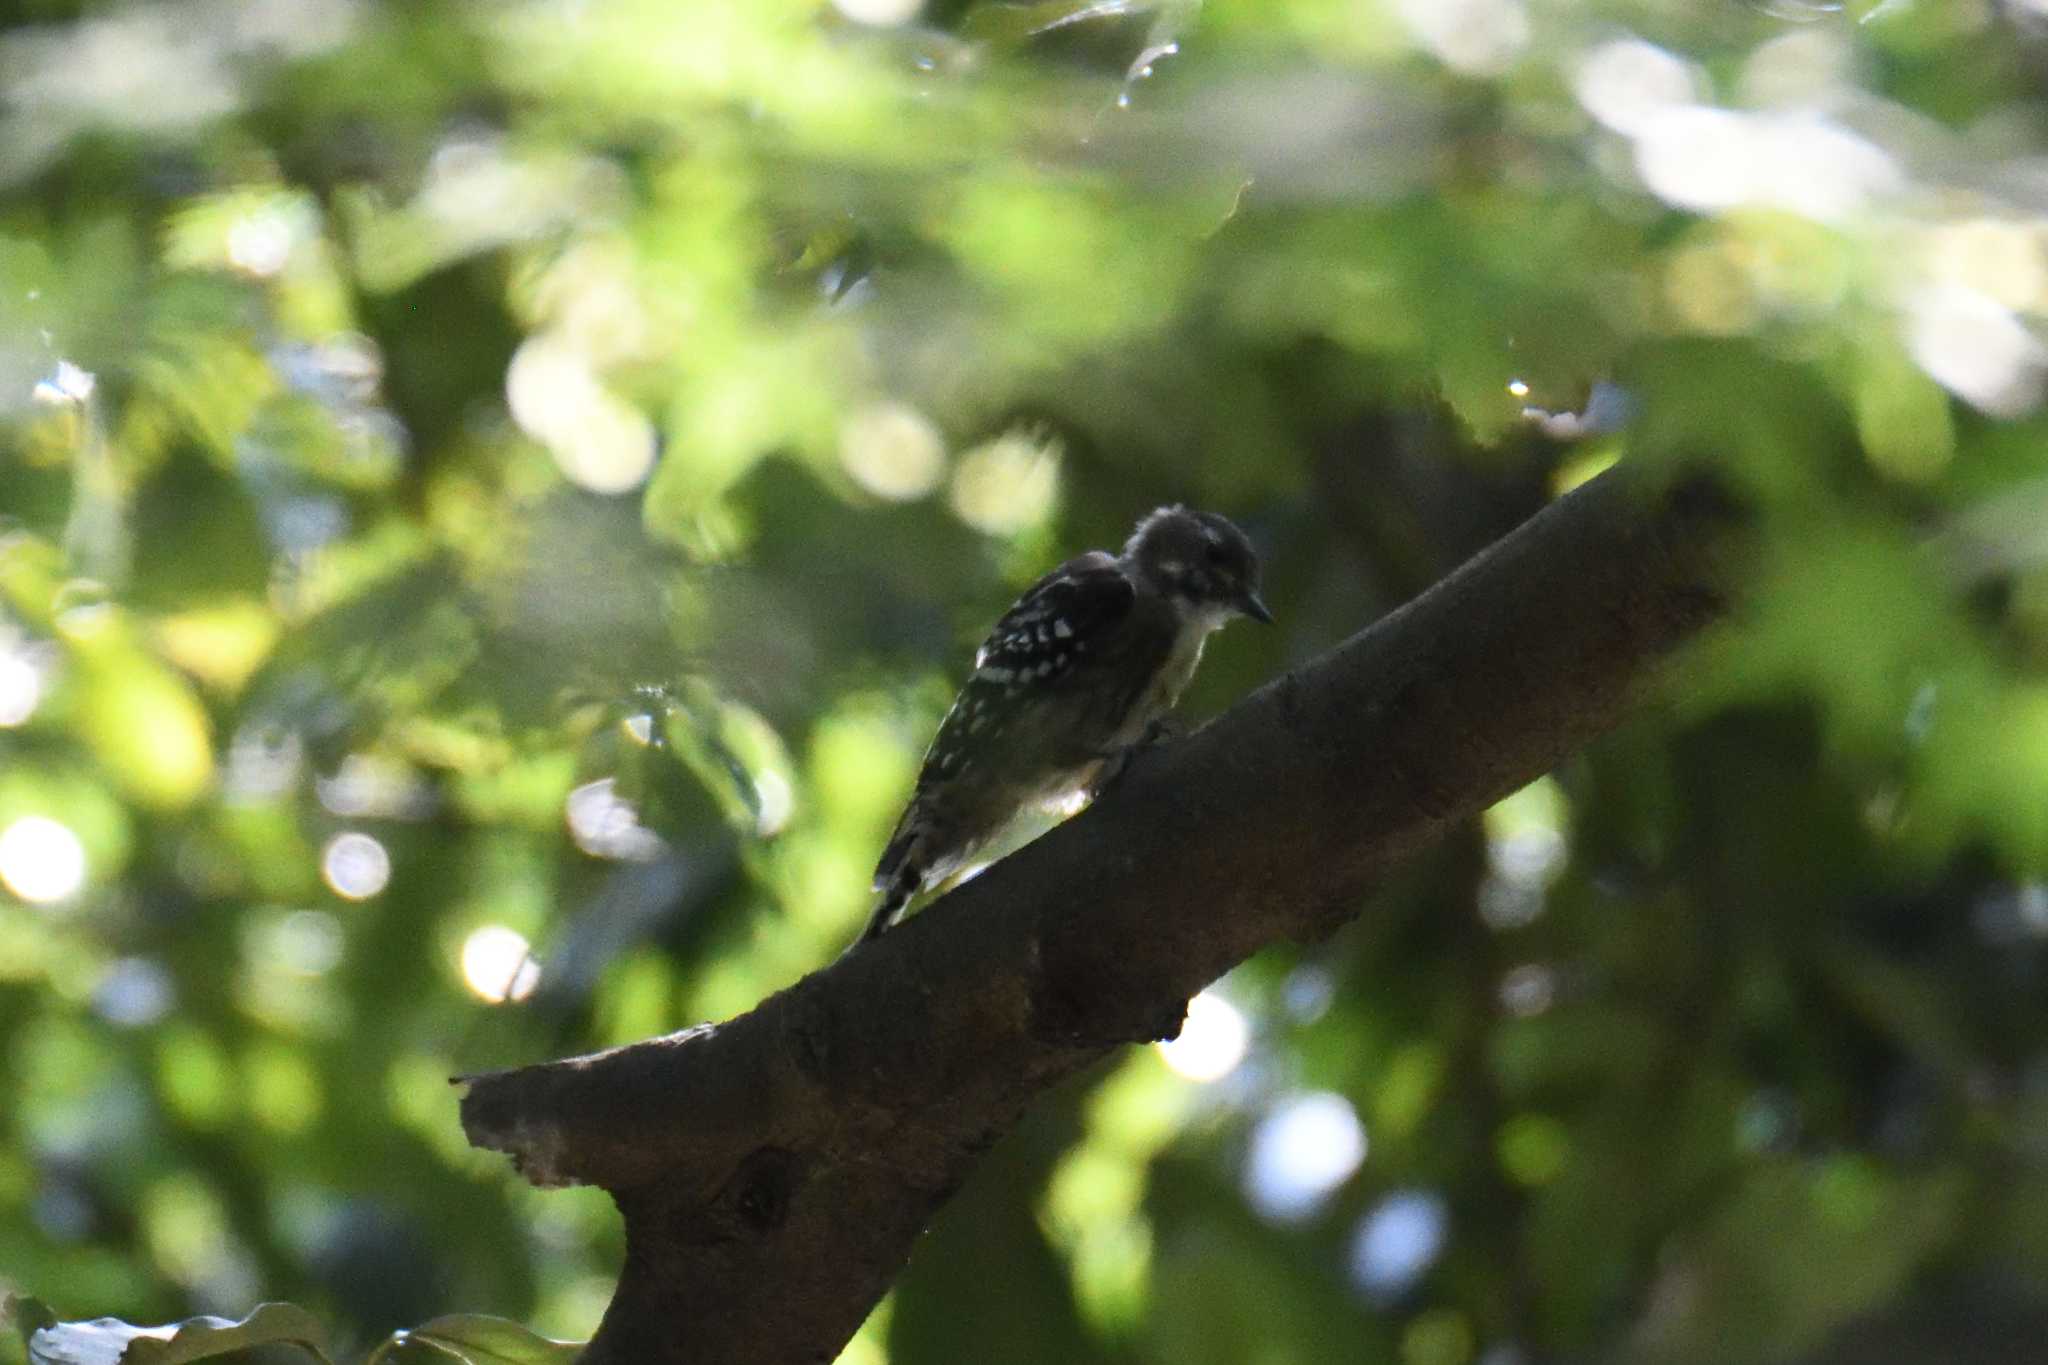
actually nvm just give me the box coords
[25,1303,331,1365]
[367,1315,583,1365]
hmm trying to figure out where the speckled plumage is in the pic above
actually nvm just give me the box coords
[861,506,1270,943]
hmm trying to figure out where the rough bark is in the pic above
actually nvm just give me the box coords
[458,464,1737,1365]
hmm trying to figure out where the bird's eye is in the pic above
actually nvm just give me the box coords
[1204,542,1230,567]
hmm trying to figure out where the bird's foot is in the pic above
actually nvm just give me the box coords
[1139,714,1188,748]
[1094,715,1188,793]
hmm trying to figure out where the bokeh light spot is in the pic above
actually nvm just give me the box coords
[1928,218,2048,312]
[839,400,946,501]
[1484,777,1568,887]
[950,430,1061,535]
[1244,1091,1368,1222]
[1906,283,2048,417]
[31,359,96,406]
[275,910,344,976]
[506,334,657,494]
[226,208,296,276]
[321,831,391,900]
[1634,107,1756,214]
[1497,962,1556,1016]
[1396,0,1529,76]
[1351,1189,1449,1301]
[1739,28,1851,110]
[0,816,87,904]
[567,778,666,861]
[1634,108,1899,222]
[1156,990,1248,1083]
[461,925,541,1004]
[315,752,430,820]
[0,629,49,727]
[94,958,174,1028]
[833,0,922,24]
[1573,37,1701,136]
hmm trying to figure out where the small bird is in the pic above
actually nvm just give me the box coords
[862,506,1272,943]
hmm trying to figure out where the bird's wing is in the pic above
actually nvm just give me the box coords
[969,550,1134,685]
[873,553,1136,895]
[915,553,1137,779]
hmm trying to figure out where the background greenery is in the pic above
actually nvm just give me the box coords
[5,0,2048,1361]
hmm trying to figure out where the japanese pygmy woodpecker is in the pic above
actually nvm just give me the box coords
[863,506,1272,942]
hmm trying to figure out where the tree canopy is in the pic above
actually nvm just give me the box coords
[6,1,2048,1363]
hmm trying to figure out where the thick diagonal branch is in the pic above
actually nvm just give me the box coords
[459,465,1736,1365]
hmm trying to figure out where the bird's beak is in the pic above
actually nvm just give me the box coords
[1241,590,1275,624]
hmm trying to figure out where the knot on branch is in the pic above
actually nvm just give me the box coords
[658,1147,805,1247]
[732,1147,799,1234]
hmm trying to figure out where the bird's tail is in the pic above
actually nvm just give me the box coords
[859,880,914,943]
[858,823,923,945]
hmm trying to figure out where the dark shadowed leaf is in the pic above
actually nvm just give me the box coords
[8,1299,59,1352]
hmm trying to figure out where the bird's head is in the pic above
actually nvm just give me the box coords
[1123,506,1273,626]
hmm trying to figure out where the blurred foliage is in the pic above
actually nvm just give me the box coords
[7,0,2048,1363]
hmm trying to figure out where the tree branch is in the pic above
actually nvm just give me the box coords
[458,464,1737,1365]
